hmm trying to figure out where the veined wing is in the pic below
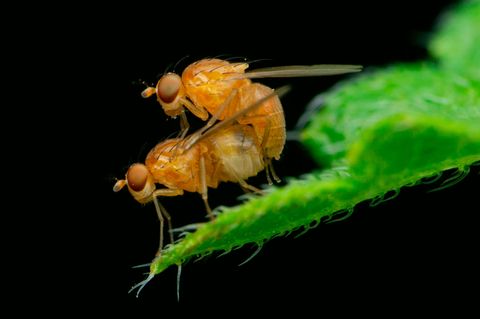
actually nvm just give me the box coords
[241,64,362,79]
[185,85,291,150]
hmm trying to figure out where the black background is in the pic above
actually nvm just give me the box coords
[90,0,479,314]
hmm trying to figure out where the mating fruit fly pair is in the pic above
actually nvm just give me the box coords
[114,58,361,257]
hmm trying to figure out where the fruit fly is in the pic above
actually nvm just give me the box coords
[114,86,290,255]
[141,58,362,183]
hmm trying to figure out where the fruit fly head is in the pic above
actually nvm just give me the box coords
[113,163,156,204]
[141,73,186,117]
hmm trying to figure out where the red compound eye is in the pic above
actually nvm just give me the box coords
[157,73,181,103]
[127,164,149,192]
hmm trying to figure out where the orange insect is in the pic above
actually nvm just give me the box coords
[141,59,362,183]
[114,87,290,255]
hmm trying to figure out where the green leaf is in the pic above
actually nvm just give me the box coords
[138,0,480,286]
[429,0,480,81]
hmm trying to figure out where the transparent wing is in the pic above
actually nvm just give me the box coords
[185,85,291,149]
[241,64,362,79]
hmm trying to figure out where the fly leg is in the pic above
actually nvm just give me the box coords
[265,158,281,184]
[226,162,265,195]
[199,155,215,220]
[259,118,281,185]
[178,112,190,139]
[202,88,238,131]
[238,179,264,194]
[180,97,209,121]
[152,198,165,257]
[184,89,238,150]
[151,188,184,256]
